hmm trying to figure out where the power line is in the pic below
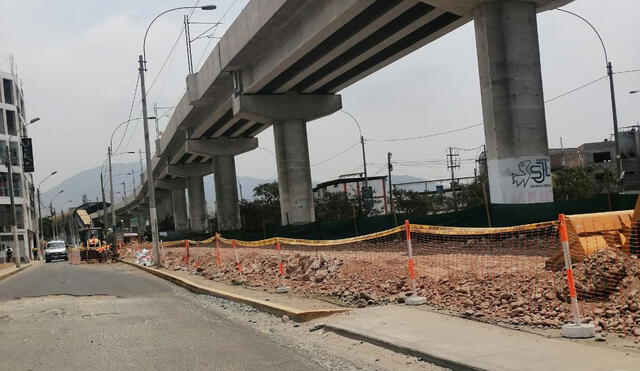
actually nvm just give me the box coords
[194,0,241,70]
[147,0,201,95]
[544,75,607,104]
[366,123,482,142]
[312,141,360,167]
[113,74,140,153]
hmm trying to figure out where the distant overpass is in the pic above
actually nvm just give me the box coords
[92,0,572,234]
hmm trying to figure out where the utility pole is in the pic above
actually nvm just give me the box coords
[447,147,460,211]
[108,146,116,231]
[607,62,623,186]
[5,146,21,267]
[131,170,136,189]
[100,172,107,237]
[387,152,394,215]
[184,15,194,74]
[37,187,43,258]
[153,104,160,139]
[138,149,144,175]
[139,54,161,268]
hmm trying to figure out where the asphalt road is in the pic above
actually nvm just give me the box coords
[0,262,352,370]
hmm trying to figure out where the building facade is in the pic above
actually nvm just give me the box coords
[313,176,389,214]
[0,69,38,263]
[550,126,640,192]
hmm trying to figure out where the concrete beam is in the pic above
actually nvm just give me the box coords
[420,0,572,16]
[161,162,214,178]
[232,93,342,123]
[156,178,187,190]
[182,137,258,157]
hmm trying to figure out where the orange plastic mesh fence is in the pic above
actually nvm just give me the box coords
[118,213,640,337]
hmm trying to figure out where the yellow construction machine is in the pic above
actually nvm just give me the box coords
[546,196,640,270]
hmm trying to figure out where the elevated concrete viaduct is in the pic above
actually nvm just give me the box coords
[92,0,572,233]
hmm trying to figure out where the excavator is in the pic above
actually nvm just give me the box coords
[75,209,114,263]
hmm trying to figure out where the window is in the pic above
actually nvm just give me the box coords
[2,79,13,105]
[6,110,16,135]
[0,109,4,134]
[9,141,19,166]
[593,151,611,163]
[12,173,21,197]
[0,173,21,197]
[0,173,7,196]
[0,141,5,165]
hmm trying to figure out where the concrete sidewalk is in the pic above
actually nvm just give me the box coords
[0,261,38,281]
[324,305,640,371]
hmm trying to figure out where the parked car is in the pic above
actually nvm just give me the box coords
[45,240,68,262]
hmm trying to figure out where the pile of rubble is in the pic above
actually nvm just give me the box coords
[126,243,639,336]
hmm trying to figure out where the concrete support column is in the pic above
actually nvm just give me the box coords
[171,188,189,232]
[136,214,148,238]
[274,120,315,225]
[474,1,553,204]
[213,156,240,231]
[187,176,208,233]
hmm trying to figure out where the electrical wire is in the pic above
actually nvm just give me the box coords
[544,75,607,103]
[366,123,483,142]
[311,142,360,167]
[113,74,140,153]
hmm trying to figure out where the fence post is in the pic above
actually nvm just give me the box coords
[215,235,223,276]
[232,239,242,273]
[195,241,200,270]
[559,214,595,338]
[404,219,426,305]
[183,240,189,266]
[275,238,289,293]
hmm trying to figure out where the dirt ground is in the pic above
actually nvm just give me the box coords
[120,237,640,339]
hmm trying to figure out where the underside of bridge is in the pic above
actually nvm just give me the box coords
[100,0,571,233]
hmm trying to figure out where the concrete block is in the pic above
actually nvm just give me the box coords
[561,323,595,339]
[405,296,427,306]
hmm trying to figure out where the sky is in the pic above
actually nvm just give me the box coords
[1,0,639,201]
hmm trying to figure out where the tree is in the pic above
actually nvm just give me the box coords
[552,165,616,200]
[314,191,365,221]
[239,182,281,230]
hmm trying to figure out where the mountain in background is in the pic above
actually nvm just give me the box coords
[41,161,426,213]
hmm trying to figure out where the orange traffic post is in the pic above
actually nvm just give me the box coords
[214,236,223,276]
[559,214,595,338]
[232,240,242,273]
[275,239,289,293]
[404,220,426,305]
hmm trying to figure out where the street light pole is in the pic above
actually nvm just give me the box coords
[5,146,21,267]
[37,170,57,259]
[557,8,623,187]
[108,146,116,231]
[138,54,161,267]
[140,4,216,267]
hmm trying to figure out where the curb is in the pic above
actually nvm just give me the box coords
[324,323,485,371]
[0,262,33,281]
[119,259,348,322]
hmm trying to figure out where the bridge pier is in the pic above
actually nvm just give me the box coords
[233,93,342,225]
[474,0,553,204]
[170,139,257,231]
[187,176,208,233]
[171,189,189,232]
[156,179,189,232]
[273,120,315,225]
[213,156,241,231]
